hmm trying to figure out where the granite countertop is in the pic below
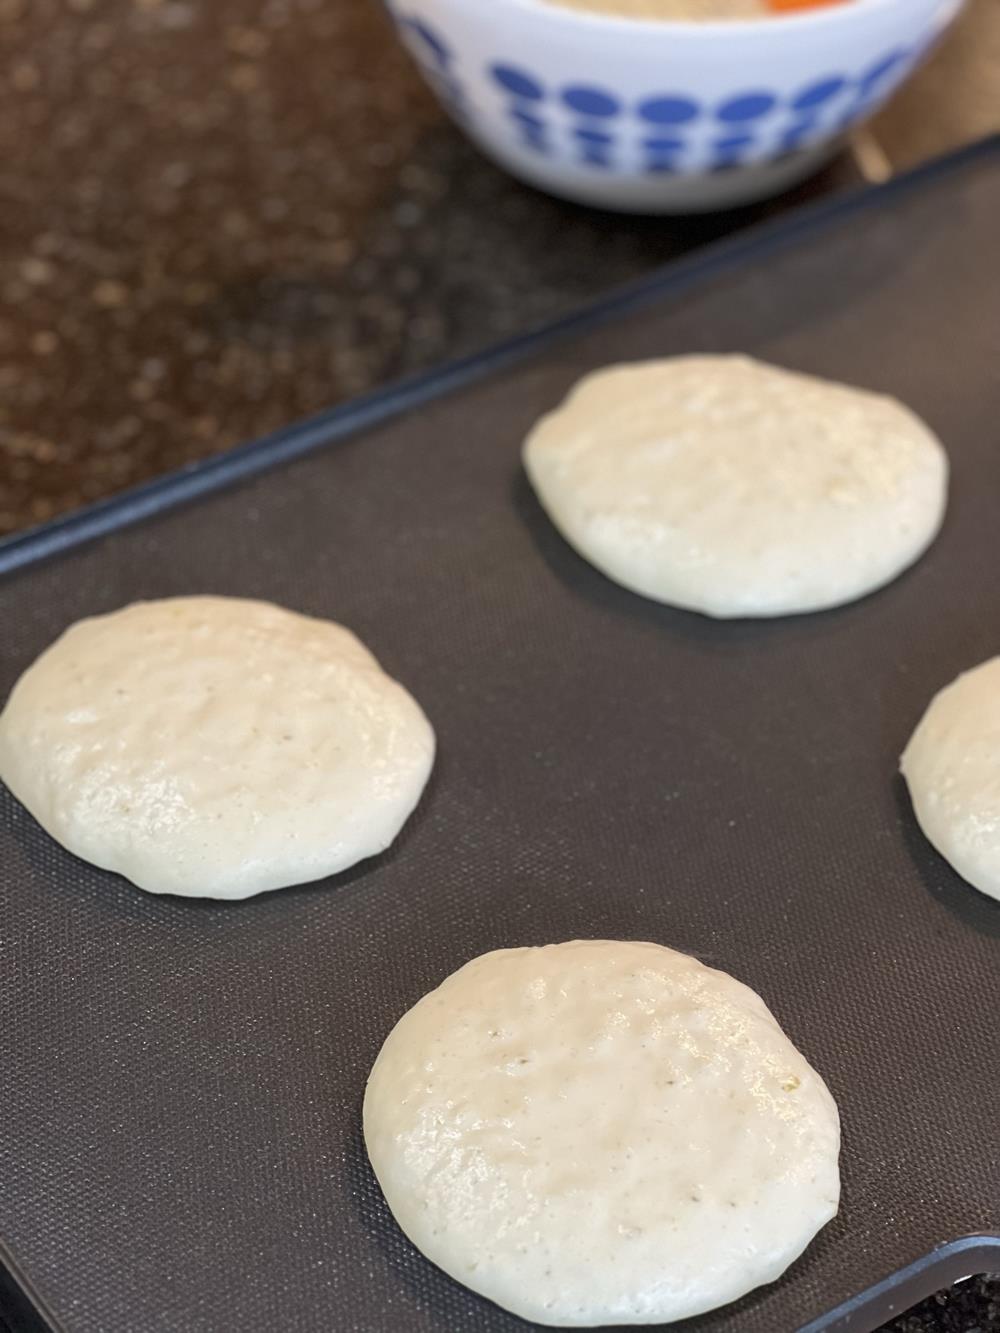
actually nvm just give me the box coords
[0,0,996,538]
[1,1,999,1329]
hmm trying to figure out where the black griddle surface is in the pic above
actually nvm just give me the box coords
[1,142,999,1333]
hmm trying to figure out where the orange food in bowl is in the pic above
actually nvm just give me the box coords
[766,0,851,11]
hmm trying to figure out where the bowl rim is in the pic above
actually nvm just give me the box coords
[453,0,955,37]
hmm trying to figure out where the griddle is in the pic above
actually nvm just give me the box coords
[1,139,999,1333]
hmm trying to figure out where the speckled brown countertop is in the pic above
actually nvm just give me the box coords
[0,0,996,537]
[1,1,999,1329]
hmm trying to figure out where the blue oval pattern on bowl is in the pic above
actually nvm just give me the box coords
[390,10,924,174]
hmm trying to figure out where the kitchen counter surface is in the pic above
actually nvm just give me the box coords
[1,1,998,1329]
[1,0,998,538]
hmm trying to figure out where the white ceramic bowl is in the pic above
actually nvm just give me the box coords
[385,0,965,212]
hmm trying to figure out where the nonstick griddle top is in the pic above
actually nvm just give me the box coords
[1,141,999,1333]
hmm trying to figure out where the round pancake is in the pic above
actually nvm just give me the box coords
[902,656,1000,902]
[364,938,840,1326]
[523,355,947,618]
[0,596,435,898]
